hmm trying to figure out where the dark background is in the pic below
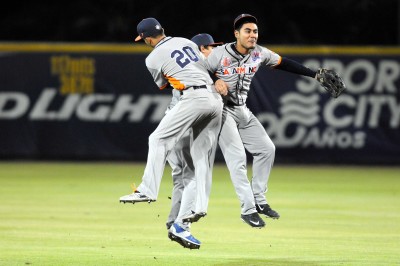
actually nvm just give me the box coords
[0,0,398,45]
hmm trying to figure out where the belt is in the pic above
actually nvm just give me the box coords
[180,85,207,95]
[190,85,207,90]
[225,101,244,107]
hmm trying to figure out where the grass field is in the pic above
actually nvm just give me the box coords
[0,162,399,266]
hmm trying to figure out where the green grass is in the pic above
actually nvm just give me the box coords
[0,162,399,266]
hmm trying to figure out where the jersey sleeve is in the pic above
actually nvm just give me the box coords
[145,58,169,89]
[205,47,221,73]
[261,46,282,68]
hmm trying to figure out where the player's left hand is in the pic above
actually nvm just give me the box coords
[215,79,228,96]
[315,68,346,98]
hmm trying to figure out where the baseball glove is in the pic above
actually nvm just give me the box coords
[316,68,346,98]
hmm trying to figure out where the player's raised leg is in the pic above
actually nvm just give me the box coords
[191,93,222,216]
[240,111,280,219]
[119,101,194,203]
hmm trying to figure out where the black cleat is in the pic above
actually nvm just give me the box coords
[256,204,280,219]
[241,212,266,228]
[182,212,207,223]
[168,231,185,247]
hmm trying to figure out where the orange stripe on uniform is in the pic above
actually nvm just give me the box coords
[165,75,186,90]
[271,55,282,68]
[276,56,282,66]
[160,83,169,90]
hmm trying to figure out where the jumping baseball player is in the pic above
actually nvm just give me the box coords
[119,18,223,249]
[165,33,223,232]
[206,14,345,228]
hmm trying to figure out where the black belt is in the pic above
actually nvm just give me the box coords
[180,85,207,95]
[225,101,243,107]
[188,85,207,90]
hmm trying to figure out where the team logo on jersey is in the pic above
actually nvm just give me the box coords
[219,63,258,76]
[221,57,232,67]
[252,51,261,62]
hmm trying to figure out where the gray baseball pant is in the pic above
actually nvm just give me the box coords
[137,89,222,215]
[218,104,275,215]
[166,129,195,228]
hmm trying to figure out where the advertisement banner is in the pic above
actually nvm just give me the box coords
[0,46,172,160]
[0,44,399,164]
[249,55,400,164]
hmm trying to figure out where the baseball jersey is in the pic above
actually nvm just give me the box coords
[146,37,213,90]
[206,42,281,105]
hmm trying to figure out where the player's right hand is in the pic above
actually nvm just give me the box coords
[214,79,228,96]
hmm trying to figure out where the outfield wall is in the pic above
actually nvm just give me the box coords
[0,43,399,164]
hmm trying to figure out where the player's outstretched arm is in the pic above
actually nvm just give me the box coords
[274,57,345,98]
[274,57,316,78]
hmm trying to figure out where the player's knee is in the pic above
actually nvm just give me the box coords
[268,143,276,156]
[257,143,276,159]
[148,132,160,146]
[266,144,276,158]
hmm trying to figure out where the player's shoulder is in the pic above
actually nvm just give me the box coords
[213,44,227,52]
[161,37,198,51]
[255,44,279,56]
[254,44,267,52]
[166,36,194,46]
[211,42,232,55]
[172,36,190,42]
[146,48,163,68]
[145,54,156,69]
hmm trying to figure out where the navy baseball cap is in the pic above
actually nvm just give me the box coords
[233,14,258,30]
[135,18,163,41]
[191,33,223,48]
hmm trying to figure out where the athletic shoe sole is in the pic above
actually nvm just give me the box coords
[259,213,280,219]
[256,204,280,219]
[182,212,206,223]
[119,199,156,204]
[241,217,266,229]
[168,232,200,249]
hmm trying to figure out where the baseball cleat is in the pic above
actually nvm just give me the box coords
[256,204,280,219]
[182,212,207,223]
[119,191,155,204]
[168,231,185,247]
[166,221,174,230]
[241,212,266,228]
[168,223,200,249]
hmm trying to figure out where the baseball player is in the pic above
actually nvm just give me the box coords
[191,33,223,58]
[165,33,223,232]
[206,14,326,228]
[119,18,223,248]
